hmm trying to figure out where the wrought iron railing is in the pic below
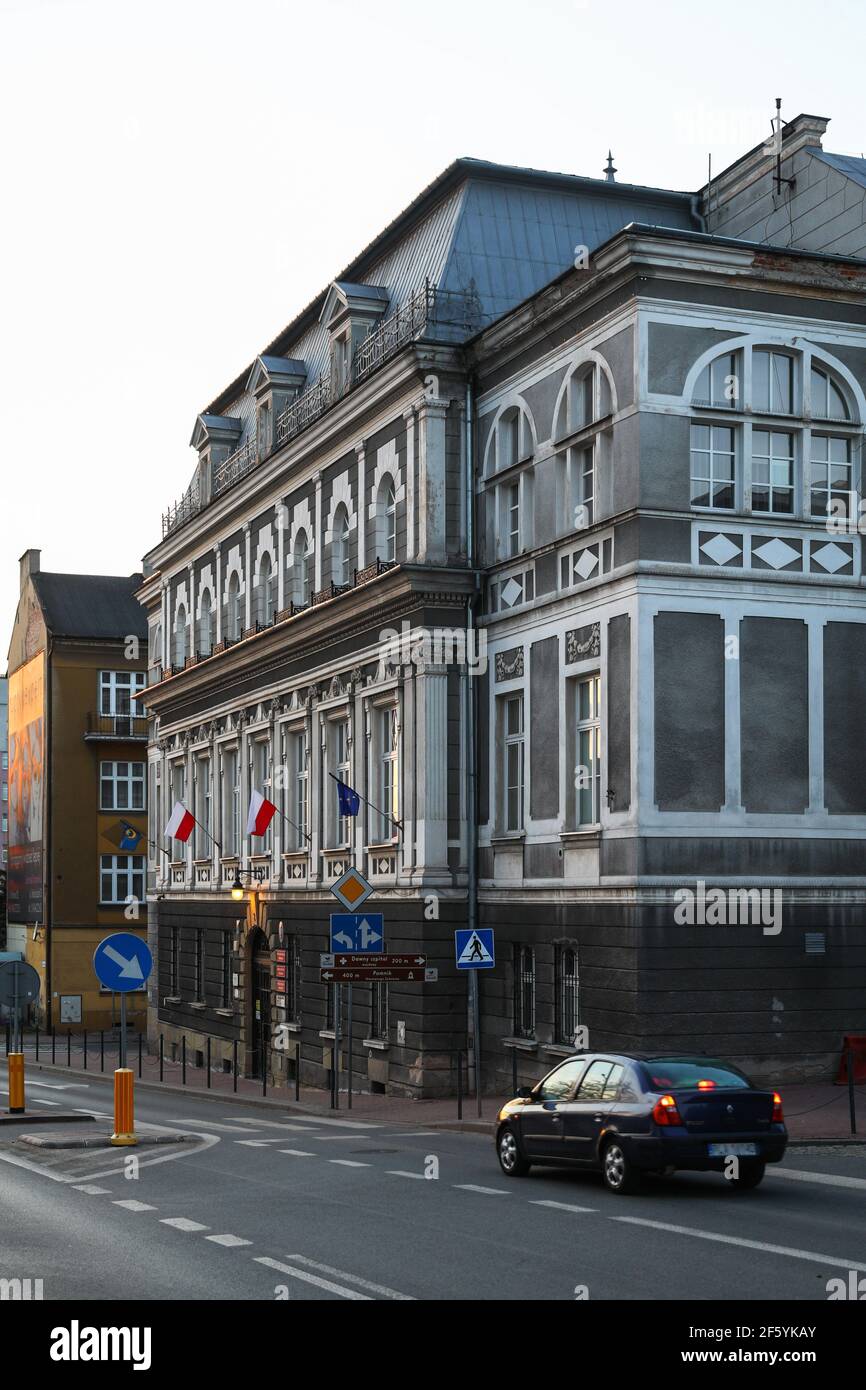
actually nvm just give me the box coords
[84,712,149,740]
[162,282,484,537]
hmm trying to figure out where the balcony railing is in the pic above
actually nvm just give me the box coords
[84,712,149,741]
[161,281,484,538]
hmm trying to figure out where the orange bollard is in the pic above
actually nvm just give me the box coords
[110,1068,137,1146]
[7,1054,25,1113]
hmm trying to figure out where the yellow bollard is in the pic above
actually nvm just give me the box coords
[7,1054,25,1114]
[110,1068,137,1146]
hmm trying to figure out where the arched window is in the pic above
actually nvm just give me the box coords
[293,530,311,607]
[689,344,857,521]
[150,623,163,668]
[332,504,350,586]
[485,403,534,475]
[377,478,397,562]
[198,592,213,657]
[227,572,241,641]
[174,606,187,667]
[554,364,611,533]
[258,553,274,624]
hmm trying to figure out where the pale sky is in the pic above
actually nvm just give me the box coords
[2,0,864,649]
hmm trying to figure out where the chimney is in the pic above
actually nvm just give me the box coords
[19,548,40,594]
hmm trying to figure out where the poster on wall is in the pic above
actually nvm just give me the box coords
[8,654,45,922]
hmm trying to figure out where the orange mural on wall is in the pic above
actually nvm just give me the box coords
[8,654,45,921]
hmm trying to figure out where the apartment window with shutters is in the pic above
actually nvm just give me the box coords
[501,693,525,832]
[100,760,145,812]
[555,945,579,1044]
[512,944,535,1039]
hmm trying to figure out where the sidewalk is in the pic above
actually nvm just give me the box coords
[3,1038,863,1141]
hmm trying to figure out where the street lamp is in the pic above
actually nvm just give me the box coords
[230,866,265,901]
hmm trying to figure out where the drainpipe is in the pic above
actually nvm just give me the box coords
[464,379,481,1114]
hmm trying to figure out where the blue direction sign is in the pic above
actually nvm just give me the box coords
[455,928,495,969]
[93,933,153,993]
[330,913,385,954]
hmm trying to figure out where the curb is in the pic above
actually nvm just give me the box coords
[16,1131,198,1150]
[0,1112,96,1126]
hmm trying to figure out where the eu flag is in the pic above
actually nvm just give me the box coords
[336,780,361,817]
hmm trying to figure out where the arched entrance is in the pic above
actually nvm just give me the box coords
[247,928,271,1079]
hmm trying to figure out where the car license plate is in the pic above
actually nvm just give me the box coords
[708,1142,758,1157]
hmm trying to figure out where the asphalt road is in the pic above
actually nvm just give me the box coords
[1,1066,865,1302]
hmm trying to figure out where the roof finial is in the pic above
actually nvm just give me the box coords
[604,151,617,183]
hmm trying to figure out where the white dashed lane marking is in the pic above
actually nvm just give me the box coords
[113,1200,157,1212]
[177,1120,261,1135]
[613,1216,866,1273]
[72,1185,110,1194]
[254,1256,371,1300]
[278,1149,316,1157]
[282,1254,415,1301]
[453,1184,509,1196]
[329,1159,370,1168]
[160,1218,209,1232]
[206,1234,253,1247]
[530,1200,598,1213]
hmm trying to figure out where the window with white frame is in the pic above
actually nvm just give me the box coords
[554,363,611,533]
[149,623,163,669]
[226,572,242,640]
[251,737,272,852]
[198,591,213,656]
[487,404,533,474]
[285,727,308,850]
[100,760,145,811]
[258,553,275,625]
[500,693,525,833]
[690,346,858,521]
[99,670,146,719]
[148,761,160,861]
[221,747,240,856]
[194,755,211,859]
[174,606,188,666]
[100,854,145,905]
[376,478,397,563]
[332,505,351,586]
[505,481,520,557]
[376,706,399,842]
[169,762,186,855]
[293,530,311,607]
[329,717,351,846]
[575,673,601,826]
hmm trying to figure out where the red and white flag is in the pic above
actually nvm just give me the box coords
[247,788,277,837]
[165,800,195,842]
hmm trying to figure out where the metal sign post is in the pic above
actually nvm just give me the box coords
[347,984,353,1110]
[0,962,41,1116]
[470,970,481,1118]
[92,934,153,1147]
[454,930,495,1120]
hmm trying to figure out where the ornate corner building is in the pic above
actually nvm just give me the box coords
[140,115,866,1094]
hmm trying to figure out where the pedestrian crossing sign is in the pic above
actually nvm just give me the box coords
[455,928,495,969]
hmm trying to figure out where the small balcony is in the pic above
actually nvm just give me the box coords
[84,712,149,742]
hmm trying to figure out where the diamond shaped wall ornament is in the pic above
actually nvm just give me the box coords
[811,541,850,574]
[753,537,800,570]
[700,533,741,566]
[500,576,523,608]
[574,548,599,580]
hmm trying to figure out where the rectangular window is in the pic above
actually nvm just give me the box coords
[169,762,186,855]
[99,670,146,725]
[370,981,389,1040]
[576,674,601,826]
[502,694,524,832]
[221,747,239,856]
[555,945,580,1044]
[690,424,735,508]
[378,707,398,842]
[252,738,272,852]
[99,760,145,811]
[285,936,300,1021]
[331,719,351,846]
[753,350,793,415]
[285,729,308,851]
[221,932,231,1008]
[194,928,204,1001]
[512,944,535,1039]
[752,430,794,514]
[99,854,145,905]
[507,482,520,557]
[810,434,853,521]
[170,926,179,994]
[148,762,160,865]
[194,756,211,858]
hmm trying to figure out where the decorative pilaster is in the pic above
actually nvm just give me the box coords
[314,472,323,591]
[403,408,416,559]
[356,444,367,570]
[414,663,450,883]
[214,545,222,645]
[243,524,252,630]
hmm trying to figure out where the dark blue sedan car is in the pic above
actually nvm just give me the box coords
[495,1052,787,1193]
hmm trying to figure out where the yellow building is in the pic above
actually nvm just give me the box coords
[6,550,148,1030]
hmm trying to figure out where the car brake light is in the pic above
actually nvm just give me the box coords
[772,1091,784,1122]
[697,1079,716,1090]
[652,1094,683,1126]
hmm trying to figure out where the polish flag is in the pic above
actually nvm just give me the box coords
[247,789,277,837]
[165,800,195,842]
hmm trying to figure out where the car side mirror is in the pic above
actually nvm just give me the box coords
[516,1086,535,1099]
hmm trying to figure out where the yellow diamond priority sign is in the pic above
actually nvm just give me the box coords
[329,865,374,911]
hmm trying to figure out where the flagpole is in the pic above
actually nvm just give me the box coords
[274,807,312,845]
[328,773,403,834]
[189,813,222,854]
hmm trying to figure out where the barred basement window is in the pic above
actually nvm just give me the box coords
[512,944,535,1039]
[555,945,579,1044]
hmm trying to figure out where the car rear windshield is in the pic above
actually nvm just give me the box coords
[643,1059,751,1090]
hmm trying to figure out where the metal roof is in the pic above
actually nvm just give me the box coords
[32,572,147,640]
[811,148,866,190]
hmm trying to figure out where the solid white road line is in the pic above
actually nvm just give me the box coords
[113,1200,157,1212]
[160,1218,209,1232]
[772,1167,866,1191]
[206,1234,253,1247]
[72,1185,111,1194]
[453,1184,509,1195]
[234,1139,288,1147]
[278,1149,316,1157]
[389,1131,442,1138]
[387,1170,426,1179]
[530,1200,598,1213]
[177,1120,261,1134]
[329,1159,370,1168]
[254,1256,371,1300]
[282,1254,415,1301]
[612,1216,866,1273]
[226,1116,379,1131]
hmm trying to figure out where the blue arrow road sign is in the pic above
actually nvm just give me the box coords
[93,933,153,993]
[455,928,495,969]
[330,913,385,954]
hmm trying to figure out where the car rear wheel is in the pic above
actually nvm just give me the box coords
[724,1159,766,1191]
[601,1140,642,1195]
[497,1126,531,1177]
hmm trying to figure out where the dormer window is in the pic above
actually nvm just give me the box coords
[246,357,307,456]
[319,282,389,400]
